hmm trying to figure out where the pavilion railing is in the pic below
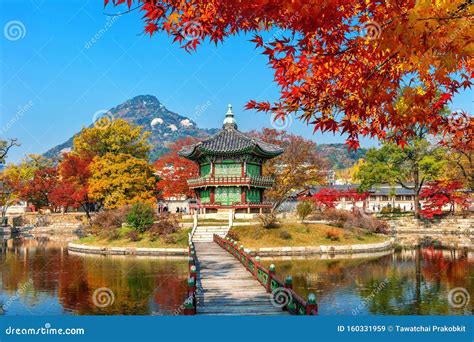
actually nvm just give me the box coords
[189,202,273,209]
[183,234,197,315]
[213,234,318,315]
[187,175,275,188]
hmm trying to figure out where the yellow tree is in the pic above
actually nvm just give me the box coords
[73,119,151,159]
[88,153,158,209]
[336,159,365,185]
[252,128,328,211]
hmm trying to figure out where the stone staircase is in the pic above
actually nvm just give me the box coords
[191,224,231,242]
[215,208,233,220]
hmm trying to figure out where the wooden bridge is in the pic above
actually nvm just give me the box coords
[183,235,318,316]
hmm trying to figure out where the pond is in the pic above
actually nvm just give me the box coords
[0,234,188,315]
[262,249,473,315]
[0,234,472,315]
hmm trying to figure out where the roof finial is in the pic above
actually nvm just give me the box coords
[223,103,237,129]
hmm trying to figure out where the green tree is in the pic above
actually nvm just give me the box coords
[126,202,155,233]
[296,200,314,223]
[357,139,446,218]
[73,119,151,159]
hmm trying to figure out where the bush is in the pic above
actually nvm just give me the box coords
[325,228,342,241]
[91,206,131,239]
[322,208,353,227]
[279,230,292,240]
[149,214,179,240]
[226,229,240,241]
[296,200,314,222]
[126,202,155,233]
[257,212,279,229]
[353,215,390,234]
[162,234,177,244]
[126,230,140,242]
[322,208,390,234]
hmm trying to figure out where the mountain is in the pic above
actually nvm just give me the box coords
[316,143,368,170]
[44,95,218,161]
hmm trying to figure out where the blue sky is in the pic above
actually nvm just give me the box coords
[1,0,472,163]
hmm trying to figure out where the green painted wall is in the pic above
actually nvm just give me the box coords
[200,189,211,203]
[246,163,261,177]
[215,187,241,205]
[246,188,261,203]
[214,161,241,176]
[200,163,211,177]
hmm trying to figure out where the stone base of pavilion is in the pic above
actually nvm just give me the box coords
[189,204,272,217]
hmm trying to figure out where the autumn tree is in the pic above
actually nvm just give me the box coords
[252,128,327,211]
[69,119,158,211]
[0,139,20,222]
[441,111,473,190]
[357,138,446,218]
[73,119,151,159]
[88,153,158,209]
[419,180,470,218]
[305,188,369,211]
[4,155,56,211]
[0,173,17,222]
[154,137,199,199]
[20,167,59,211]
[107,0,473,149]
[50,154,93,217]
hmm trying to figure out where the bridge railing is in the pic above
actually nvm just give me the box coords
[183,234,197,315]
[213,234,318,315]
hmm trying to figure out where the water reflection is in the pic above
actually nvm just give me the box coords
[1,235,472,316]
[263,248,473,316]
[0,235,188,315]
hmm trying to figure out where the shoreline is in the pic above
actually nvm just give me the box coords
[67,237,395,257]
[67,242,188,256]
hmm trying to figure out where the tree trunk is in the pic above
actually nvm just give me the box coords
[413,167,421,219]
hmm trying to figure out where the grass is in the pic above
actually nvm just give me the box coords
[178,218,250,223]
[76,227,191,248]
[227,223,388,249]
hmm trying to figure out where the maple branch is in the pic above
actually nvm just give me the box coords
[417,14,474,21]
[0,139,20,161]
[366,52,399,81]
[103,4,142,17]
[396,179,414,190]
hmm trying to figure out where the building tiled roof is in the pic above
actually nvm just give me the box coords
[179,106,284,160]
[294,184,416,197]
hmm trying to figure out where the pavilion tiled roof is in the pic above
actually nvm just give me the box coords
[179,105,284,160]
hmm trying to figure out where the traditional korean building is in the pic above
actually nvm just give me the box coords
[179,105,284,214]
